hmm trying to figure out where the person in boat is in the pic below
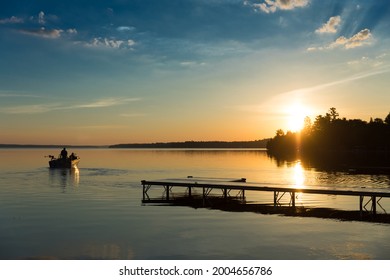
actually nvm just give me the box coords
[69,152,77,160]
[60,148,68,159]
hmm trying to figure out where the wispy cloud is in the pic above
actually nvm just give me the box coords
[0,16,24,24]
[247,0,310,14]
[278,67,390,98]
[116,26,135,32]
[0,103,62,114]
[180,61,206,67]
[315,16,341,34]
[308,28,372,51]
[348,53,387,68]
[236,67,390,114]
[72,124,130,130]
[73,98,140,108]
[0,92,43,98]
[0,97,140,114]
[19,27,63,39]
[85,37,136,49]
[19,27,78,39]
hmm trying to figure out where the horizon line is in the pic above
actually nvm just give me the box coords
[0,139,271,148]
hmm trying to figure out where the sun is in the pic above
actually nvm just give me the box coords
[286,103,309,132]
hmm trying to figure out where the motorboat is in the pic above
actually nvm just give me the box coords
[46,154,80,168]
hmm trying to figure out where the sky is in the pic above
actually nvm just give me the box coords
[1,0,389,145]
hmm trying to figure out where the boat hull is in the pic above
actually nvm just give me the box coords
[49,158,80,168]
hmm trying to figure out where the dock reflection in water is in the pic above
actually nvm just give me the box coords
[152,196,390,224]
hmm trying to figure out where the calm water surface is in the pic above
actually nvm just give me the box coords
[0,148,389,259]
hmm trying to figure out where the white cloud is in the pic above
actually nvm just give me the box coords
[117,26,135,32]
[308,29,372,51]
[86,37,136,49]
[66,28,78,35]
[38,11,45,25]
[127,39,136,46]
[306,47,317,52]
[0,16,24,24]
[25,11,59,26]
[315,16,341,34]
[251,0,309,13]
[19,27,63,39]
[330,29,372,49]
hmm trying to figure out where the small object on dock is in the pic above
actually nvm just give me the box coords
[230,178,246,182]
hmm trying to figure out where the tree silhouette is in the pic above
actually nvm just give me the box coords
[267,108,390,169]
[385,112,390,125]
[328,107,339,122]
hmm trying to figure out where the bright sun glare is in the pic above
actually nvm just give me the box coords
[287,103,309,132]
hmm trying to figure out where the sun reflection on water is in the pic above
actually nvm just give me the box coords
[293,161,305,188]
[73,166,80,186]
[293,161,305,205]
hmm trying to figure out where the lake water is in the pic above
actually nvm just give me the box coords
[0,148,389,260]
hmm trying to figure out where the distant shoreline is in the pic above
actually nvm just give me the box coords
[0,139,270,149]
[109,140,269,149]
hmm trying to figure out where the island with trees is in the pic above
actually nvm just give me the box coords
[266,108,390,172]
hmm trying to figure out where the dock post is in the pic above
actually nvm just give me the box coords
[202,187,206,206]
[141,180,146,201]
[291,192,296,208]
[359,196,363,217]
[165,185,169,201]
[274,191,277,207]
[372,196,376,215]
[188,186,192,198]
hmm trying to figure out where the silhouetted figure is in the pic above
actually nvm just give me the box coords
[60,148,68,159]
[69,152,77,160]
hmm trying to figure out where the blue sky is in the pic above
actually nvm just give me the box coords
[1,0,389,144]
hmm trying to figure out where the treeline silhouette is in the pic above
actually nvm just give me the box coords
[267,108,390,170]
[109,140,269,149]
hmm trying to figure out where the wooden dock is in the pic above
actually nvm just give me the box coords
[141,176,390,216]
